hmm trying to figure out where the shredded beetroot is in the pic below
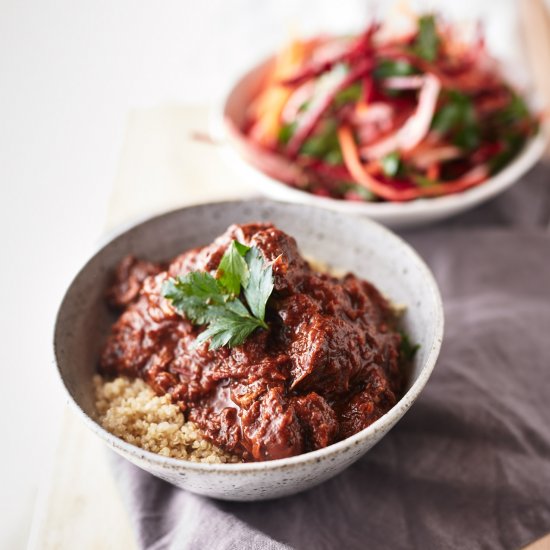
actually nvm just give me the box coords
[280,23,379,88]
[286,58,375,158]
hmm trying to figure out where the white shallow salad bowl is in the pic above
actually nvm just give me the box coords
[54,199,443,501]
[215,57,546,229]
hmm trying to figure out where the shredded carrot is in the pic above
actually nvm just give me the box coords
[249,39,315,147]
[338,126,417,201]
[419,165,488,197]
[355,102,370,117]
[427,164,439,180]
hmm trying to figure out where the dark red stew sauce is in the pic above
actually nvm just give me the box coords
[100,223,405,462]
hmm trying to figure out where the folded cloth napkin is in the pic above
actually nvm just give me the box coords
[110,165,550,550]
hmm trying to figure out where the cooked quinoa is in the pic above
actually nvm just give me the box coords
[94,375,241,464]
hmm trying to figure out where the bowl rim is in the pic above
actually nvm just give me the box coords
[214,54,547,222]
[54,198,444,473]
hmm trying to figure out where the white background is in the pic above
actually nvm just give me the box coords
[0,0,536,547]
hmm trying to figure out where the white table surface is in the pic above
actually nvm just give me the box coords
[0,1,542,547]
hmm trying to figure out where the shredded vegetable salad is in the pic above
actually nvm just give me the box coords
[239,15,539,203]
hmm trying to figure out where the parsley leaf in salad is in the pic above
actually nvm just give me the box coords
[278,122,297,145]
[162,240,273,349]
[334,82,363,106]
[299,120,340,158]
[432,91,480,150]
[413,14,440,62]
[373,59,417,79]
[494,91,530,126]
[381,152,401,177]
[488,133,525,175]
[412,175,439,188]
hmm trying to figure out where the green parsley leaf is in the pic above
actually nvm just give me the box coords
[373,59,417,79]
[495,92,530,126]
[431,91,480,151]
[334,82,363,106]
[244,247,274,322]
[399,331,420,362]
[432,103,462,135]
[453,125,480,150]
[162,272,227,325]
[324,148,344,165]
[299,119,341,160]
[338,182,377,201]
[489,133,525,175]
[381,152,401,177]
[196,311,265,349]
[234,241,250,255]
[217,240,250,296]
[412,175,439,188]
[413,15,439,62]
[278,122,297,145]
[162,240,274,350]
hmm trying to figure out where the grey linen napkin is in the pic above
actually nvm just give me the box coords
[110,165,550,550]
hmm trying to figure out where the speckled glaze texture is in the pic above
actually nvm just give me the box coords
[216,57,546,228]
[54,200,444,501]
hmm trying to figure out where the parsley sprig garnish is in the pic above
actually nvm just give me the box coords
[162,240,274,350]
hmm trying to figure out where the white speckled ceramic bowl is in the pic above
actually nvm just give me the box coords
[214,57,546,228]
[54,199,444,501]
